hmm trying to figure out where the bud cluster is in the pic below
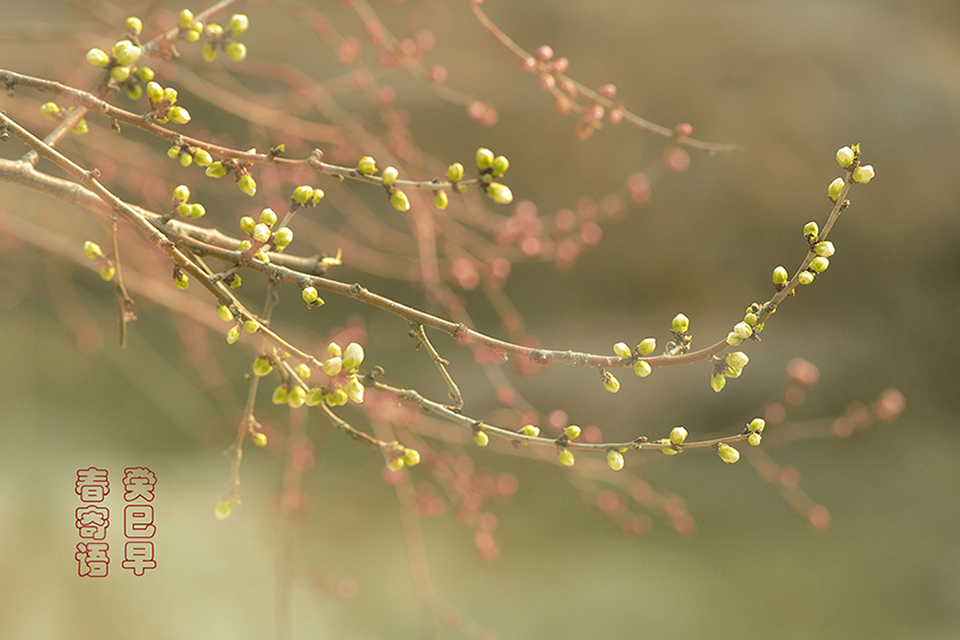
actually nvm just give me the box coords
[665,313,692,356]
[82,240,116,281]
[710,351,749,393]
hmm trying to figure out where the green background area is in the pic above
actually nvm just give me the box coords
[1,0,959,638]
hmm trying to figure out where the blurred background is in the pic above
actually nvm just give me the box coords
[1,0,959,638]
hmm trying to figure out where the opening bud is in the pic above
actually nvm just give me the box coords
[446,162,464,182]
[672,313,689,334]
[836,146,855,167]
[669,426,688,446]
[381,166,399,186]
[633,361,652,377]
[607,450,624,471]
[852,164,875,184]
[637,337,656,356]
[613,342,632,358]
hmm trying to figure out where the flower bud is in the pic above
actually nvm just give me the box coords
[126,84,143,100]
[836,146,854,167]
[253,432,268,447]
[226,326,240,344]
[237,240,252,251]
[292,185,313,204]
[172,184,190,202]
[381,166,399,186]
[274,227,293,248]
[726,332,743,346]
[238,174,257,196]
[225,42,247,62]
[83,241,103,260]
[717,443,740,464]
[744,312,759,327]
[126,16,143,36]
[137,67,154,82]
[773,266,789,285]
[100,265,115,281]
[357,156,377,174]
[252,223,271,244]
[564,425,581,440]
[386,456,405,471]
[252,356,273,377]
[312,189,325,204]
[669,426,688,446]
[803,221,819,242]
[732,322,752,339]
[327,388,349,406]
[520,424,540,438]
[475,147,494,170]
[852,164,875,184]
[486,183,513,205]
[637,338,656,356]
[238,216,256,235]
[287,386,306,408]
[217,305,233,322]
[633,361,652,377]
[169,106,191,124]
[305,387,324,407]
[178,153,193,168]
[179,9,195,28]
[815,241,835,257]
[112,40,142,66]
[342,342,364,370]
[346,376,364,403]
[726,351,749,370]
[322,357,342,376]
[657,439,678,455]
[748,432,762,446]
[229,13,249,35]
[206,162,228,178]
[672,313,689,334]
[402,448,421,467]
[613,342,632,358]
[710,374,726,393]
[188,204,205,218]
[446,162,464,182]
[492,155,509,177]
[798,270,815,285]
[327,342,342,358]
[390,190,411,212]
[749,418,765,432]
[809,256,830,273]
[185,26,201,43]
[110,66,131,82]
[302,286,319,304]
[243,320,260,334]
[474,430,489,447]
[271,385,288,405]
[433,191,449,210]
[606,450,624,471]
[214,499,232,520]
[86,48,110,68]
[201,43,218,62]
[828,177,845,201]
[557,449,575,467]
[602,373,620,393]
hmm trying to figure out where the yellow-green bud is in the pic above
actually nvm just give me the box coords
[357,156,377,174]
[748,418,765,433]
[733,322,752,340]
[828,177,845,201]
[206,161,227,178]
[809,256,830,273]
[274,227,293,248]
[607,450,624,471]
[217,305,233,322]
[342,342,364,370]
[726,351,749,370]
[179,152,193,167]
[146,81,163,102]
[41,102,61,120]
[322,357,342,376]
[476,147,494,170]
[305,388,324,407]
[238,174,257,196]
[86,48,110,68]
[773,266,789,285]
[311,188,325,204]
[711,374,726,393]
[214,499,232,520]
[346,376,364,403]
[613,342,632,358]
[206,23,224,38]
[126,84,143,101]
[327,388,349,406]
[492,155,509,177]
[748,432,762,446]
[446,162,464,182]
[251,223,271,244]
[110,66,131,82]
[293,185,313,204]
[381,166,399,186]
[252,251,269,264]
[798,270,815,285]
[603,373,620,393]
[174,272,189,289]
[402,448,421,467]
[167,146,181,160]
[391,189,411,212]
[253,432,268,447]
[803,221,819,241]
[173,184,190,202]
[433,191,449,209]
[744,312,759,327]
[228,13,249,35]
[126,16,143,35]
[633,361,652,377]
[717,443,740,464]
[557,449,575,466]
[229,275,242,288]
[564,425,581,440]
[179,9,195,28]
[169,106,191,124]
[239,216,256,235]
[520,424,540,438]
[657,439,679,455]
[185,26,201,43]
[137,67,155,82]
[99,265,116,281]
[327,342,342,358]
[815,241,835,257]
[83,240,103,260]
[669,426,688,446]
[112,40,142,66]
[474,430,489,447]
[243,320,260,334]
[637,337,656,356]
[271,385,288,405]
[226,326,240,344]
[252,356,273,377]
[163,87,178,104]
[726,332,743,346]
[287,385,307,408]
[188,203,205,218]
[255,208,275,228]
[486,183,513,205]
[225,42,247,62]
[836,146,854,167]
[672,313,689,333]
[302,286,319,304]
[201,43,218,62]
[852,164,875,184]
[386,456,405,471]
